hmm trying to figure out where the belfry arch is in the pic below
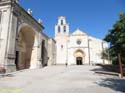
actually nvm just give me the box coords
[15,25,35,70]
[74,49,85,65]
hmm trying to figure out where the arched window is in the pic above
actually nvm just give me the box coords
[58,26,60,32]
[64,26,66,32]
[61,20,63,25]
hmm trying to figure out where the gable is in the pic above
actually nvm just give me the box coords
[71,29,88,36]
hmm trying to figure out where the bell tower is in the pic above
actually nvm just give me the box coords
[55,16,69,37]
[54,16,69,65]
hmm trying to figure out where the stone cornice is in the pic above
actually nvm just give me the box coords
[0,0,44,31]
[12,2,44,31]
[0,0,12,6]
[68,46,88,49]
[41,32,49,39]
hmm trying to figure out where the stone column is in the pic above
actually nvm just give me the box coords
[4,12,17,72]
[30,31,42,69]
[37,31,42,68]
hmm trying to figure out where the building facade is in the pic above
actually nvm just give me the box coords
[55,16,109,65]
[0,0,109,73]
[0,0,56,72]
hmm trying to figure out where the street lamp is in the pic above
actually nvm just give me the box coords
[88,38,91,65]
[101,41,105,64]
[66,39,69,67]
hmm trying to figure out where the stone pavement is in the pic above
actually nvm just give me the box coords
[0,65,125,93]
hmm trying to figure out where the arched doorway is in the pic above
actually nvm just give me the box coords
[15,26,35,70]
[74,50,85,65]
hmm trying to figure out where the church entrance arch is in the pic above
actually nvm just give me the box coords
[74,50,85,65]
[15,25,35,70]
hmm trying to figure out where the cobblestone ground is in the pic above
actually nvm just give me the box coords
[0,65,125,93]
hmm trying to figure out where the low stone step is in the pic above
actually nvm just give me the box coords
[95,71,119,76]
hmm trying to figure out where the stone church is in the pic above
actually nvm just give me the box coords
[0,0,56,72]
[0,0,109,73]
[55,16,109,65]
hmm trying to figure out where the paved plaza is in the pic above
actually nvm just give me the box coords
[0,65,125,93]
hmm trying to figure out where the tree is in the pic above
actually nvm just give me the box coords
[104,13,125,65]
[101,48,110,61]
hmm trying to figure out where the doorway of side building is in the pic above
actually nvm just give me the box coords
[74,49,85,65]
[41,40,48,67]
[15,26,35,70]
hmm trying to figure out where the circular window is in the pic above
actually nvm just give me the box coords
[77,40,81,45]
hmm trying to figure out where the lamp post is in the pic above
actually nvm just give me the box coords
[66,39,69,67]
[101,41,105,64]
[88,38,91,65]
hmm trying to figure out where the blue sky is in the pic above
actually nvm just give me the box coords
[20,0,125,39]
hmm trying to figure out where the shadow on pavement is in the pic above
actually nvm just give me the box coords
[91,64,125,73]
[0,74,14,78]
[95,78,125,92]
[90,65,125,92]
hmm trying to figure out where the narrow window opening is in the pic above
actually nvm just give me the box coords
[61,20,63,25]
[64,26,66,32]
[58,26,60,32]
[61,45,63,49]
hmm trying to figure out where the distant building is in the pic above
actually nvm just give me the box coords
[54,16,109,65]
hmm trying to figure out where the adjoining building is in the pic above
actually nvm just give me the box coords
[0,0,56,72]
[54,16,109,65]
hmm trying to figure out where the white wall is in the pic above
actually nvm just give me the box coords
[48,39,56,66]
[55,35,68,65]
[0,5,11,67]
[55,31,109,65]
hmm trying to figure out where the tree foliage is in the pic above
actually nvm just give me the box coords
[101,48,110,61]
[104,13,125,65]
